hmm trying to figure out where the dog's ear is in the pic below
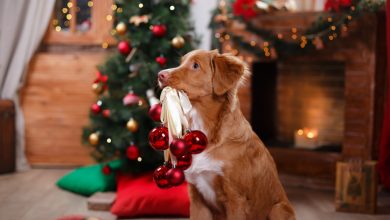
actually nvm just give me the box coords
[211,53,245,96]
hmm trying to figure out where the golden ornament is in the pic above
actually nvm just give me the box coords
[171,36,185,49]
[129,15,150,26]
[92,83,103,94]
[127,118,139,132]
[116,22,127,35]
[89,133,100,145]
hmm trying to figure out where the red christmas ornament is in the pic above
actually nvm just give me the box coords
[102,165,111,175]
[151,24,167,37]
[184,130,208,154]
[149,103,162,122]
[102,109,110,118]
[118,41,131,55]
[166,168,185,186]
[148,126,169,150]
[170,139,190,157]
[156,56,167,66]
[324,0,351,12]
[126,145,139,160]
[153,165,171,189]
[176,153,192,170]
[123,92,140,106]
[91,103,101,114]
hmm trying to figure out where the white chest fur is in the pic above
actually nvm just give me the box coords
[185,108,224,208]
[185,152,224,208]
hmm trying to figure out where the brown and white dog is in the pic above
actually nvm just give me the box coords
[158,49,295,220]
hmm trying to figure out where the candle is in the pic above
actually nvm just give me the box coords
[294,128,319,149]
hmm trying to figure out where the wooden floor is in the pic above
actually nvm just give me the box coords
[0,169,390,220]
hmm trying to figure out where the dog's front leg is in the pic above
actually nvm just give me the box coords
[188,184,213,220]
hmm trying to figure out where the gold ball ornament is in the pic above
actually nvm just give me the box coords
[89,133,100,145]
[92,83,103,94]
[116,22,127,35]
[171,36,185,49]
[127,118,139,132]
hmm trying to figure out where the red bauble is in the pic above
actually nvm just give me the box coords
[102,165,111,175]
[148,126,169,150]
[170,139,190,157]
[151,24,167,37]
[176,153,192,170]
[156,56,167,66]
[166,168,185,186]
[149,103,162,122]
[102,109,110,118]
[118,41,131,55]
[126,145,139,160]
[123,92,140,106]
[184,130,208,154]
[153,165,171,189]
[91,103,101,114]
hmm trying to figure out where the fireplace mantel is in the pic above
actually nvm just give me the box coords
[222,12,387,184]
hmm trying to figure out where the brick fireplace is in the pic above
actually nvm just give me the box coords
[223,12,387,184]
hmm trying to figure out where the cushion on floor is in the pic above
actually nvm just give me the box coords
[56,160,122,196]
[111,172,189,217]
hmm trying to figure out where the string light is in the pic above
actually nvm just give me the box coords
[110,29,116,35]
[170,5,175,11]
[327,17,333,22]
[106,15,112,21]
[277,33,283,39]
[88,1,93,7]
[117,7,123,13]
[329,35,334,41]
[102,42,109,49]
[137,157,142,162]
[111,4,117,10]
[224,34,230,40]
[66,14,72,20]
[331,25,336,31]
[347,15,352,20]
[62,8,68,13]
[138,3,144,8]
[291,34,297,40]
[67,2,73,8]
[55,26,61,32]
[106,138,112,143]
[291,27,297,33]
[250,41,256,47]
[215,33,221,38]
[52,19,59,26]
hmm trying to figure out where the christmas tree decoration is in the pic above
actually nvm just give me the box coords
[92,82,104,94]
[126,144,140,160]
[91,103,101,114]
[102,109,111,118]
[171,36,185,49]
[153,165,171,189]
[166,168,185,186]
[151,24,167,37]
[83,1,196,174]
[184,130,208,154]
[116,22,127,35]
[89,132,100,145]
[176,153,192,170]
[126,118,139,132]
[123,92,140,106]
[129,14,150,26]
[118,41,131,55]
[149,104,162,122]
[156,56,167,66]
[102,165,111,175]
[170,139,190,157]
[148,126,169,150]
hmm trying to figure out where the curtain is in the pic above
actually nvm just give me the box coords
[378,0,390,188]
[0,0,55,171]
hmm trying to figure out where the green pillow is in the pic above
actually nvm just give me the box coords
[56,160,122,196]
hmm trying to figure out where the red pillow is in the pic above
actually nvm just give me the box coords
[111,172,190,217]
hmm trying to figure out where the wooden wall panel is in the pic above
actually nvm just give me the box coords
[22,52,107,166]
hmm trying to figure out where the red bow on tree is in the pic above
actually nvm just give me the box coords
[324,0,352,12]
[233,0,257,21]
[94,71,108,89]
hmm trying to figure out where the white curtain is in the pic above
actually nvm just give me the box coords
[0,0,55,171]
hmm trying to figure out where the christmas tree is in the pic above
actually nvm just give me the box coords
[83,0,196,174]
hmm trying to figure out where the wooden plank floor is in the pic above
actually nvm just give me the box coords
[0,169,389,220]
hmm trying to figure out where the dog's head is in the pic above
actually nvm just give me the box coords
[158,49,248,101]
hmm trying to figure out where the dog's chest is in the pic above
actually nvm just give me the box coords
[184,152,224,208]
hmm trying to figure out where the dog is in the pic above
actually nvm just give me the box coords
[158,49,295,220]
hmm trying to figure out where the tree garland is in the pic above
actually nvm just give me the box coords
[210,0,385,59]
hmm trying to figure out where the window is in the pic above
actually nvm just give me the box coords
[45,0,115,45]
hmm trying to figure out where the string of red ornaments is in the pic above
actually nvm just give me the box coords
[148,122,208,188]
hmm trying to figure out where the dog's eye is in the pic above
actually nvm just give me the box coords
[192,62,199,70]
